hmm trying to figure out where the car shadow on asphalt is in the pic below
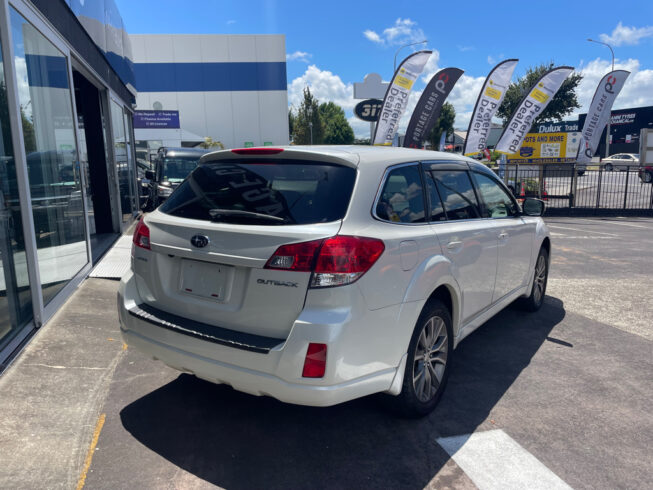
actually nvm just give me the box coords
[119,296,565,489]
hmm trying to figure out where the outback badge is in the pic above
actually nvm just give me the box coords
[190,234,210,248]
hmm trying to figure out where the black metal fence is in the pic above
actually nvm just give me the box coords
[487,164,653,212]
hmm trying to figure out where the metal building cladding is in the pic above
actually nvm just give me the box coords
[0,0,139,367]
[130,34,289,150]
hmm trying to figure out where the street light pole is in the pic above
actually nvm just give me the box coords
[588,38,615,159]
[393,39,428,73]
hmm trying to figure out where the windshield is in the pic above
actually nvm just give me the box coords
[159,160,356,225]
[161,157,201,182]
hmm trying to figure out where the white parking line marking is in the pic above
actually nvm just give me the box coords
[437,430,573,490]
[547,224,618,237]
[564,218,652,230]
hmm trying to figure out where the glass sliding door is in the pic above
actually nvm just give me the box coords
[0,21,33,352]
[9,8,88,306]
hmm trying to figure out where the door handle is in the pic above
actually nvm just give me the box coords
[498,232,508,239]
[446,241,462,250]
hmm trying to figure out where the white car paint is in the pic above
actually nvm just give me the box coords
[118,146,550,407]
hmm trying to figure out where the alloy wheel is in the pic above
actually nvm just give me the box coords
[412,316,448,402]
[533,254,547,305]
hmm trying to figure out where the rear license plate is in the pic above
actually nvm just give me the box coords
[179,259,233,301]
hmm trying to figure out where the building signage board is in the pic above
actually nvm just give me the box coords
[133,110,180,129]
[506,131,581,164]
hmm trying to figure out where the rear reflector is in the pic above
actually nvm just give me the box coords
[264,235,384,288]
[302,343,327,378]
[133,218,150,250]
[231,148,284,155]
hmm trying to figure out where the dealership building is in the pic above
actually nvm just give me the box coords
[130,34,289,151]
[0,0,140,366]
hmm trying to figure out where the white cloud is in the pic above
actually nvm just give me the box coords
[287,65,355,111]
[574,57,653,115]
[286,51,312,63]
[363,18,426,46]
[457,45,474,52]
[487,54,504,66]
[599,22,653,46]
[14,56,32,119]
[363,30,382,44]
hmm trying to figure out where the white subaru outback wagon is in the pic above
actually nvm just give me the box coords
[118,146,550,416]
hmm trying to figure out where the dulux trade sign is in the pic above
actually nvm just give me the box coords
[495,66,573,155]
[403,67,463,148]
[463,59,518,156]
[576,70,630,164]
[373,50,432,146]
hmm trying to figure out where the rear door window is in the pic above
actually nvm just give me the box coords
[424,171,446,222]
[431,170,480,221]
[375,165,426,223]
[159,160,356,225]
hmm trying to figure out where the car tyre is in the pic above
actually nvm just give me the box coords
[392,299,453,418]
[516,247,549,312]
[643,171,653,184]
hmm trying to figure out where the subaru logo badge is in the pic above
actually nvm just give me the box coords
[190,235,210,248]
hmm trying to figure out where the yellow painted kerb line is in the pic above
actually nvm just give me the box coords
[76,413,106,490]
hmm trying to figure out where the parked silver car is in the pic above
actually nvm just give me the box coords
[601,153,640,171]
[118,146,550,416]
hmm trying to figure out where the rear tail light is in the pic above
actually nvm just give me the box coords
[264,235,384,288]
[302,343,327,378]
[264,239,322,271]
[133,218,151,250]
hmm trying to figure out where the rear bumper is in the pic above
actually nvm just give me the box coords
[118,270,403,407]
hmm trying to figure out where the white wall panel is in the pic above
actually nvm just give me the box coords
[255,35,286,62]
[204,92,236,148]
[143,35,175,63]
[176,92,208,138]
[130,34,146,61]
[258,91,290,145]
[200,36,230,63]
[172,35,202,63]
[231,92,261,146]
[228,36,257,62]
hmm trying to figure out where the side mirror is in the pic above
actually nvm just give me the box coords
[522,198,545,217]
[145,170,155,180]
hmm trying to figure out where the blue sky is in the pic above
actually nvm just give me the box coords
[116,0,653,137]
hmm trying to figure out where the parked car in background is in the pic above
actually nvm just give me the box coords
[601,153,640,171]
[119,146,550,417]
[143,147,208,210]
[638,165,653,183]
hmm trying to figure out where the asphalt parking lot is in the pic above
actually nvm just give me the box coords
[1,217,651,489]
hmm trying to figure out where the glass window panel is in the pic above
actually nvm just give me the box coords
[473,172,519,218]
[376,166,425,223]
[431,170,480,221]
[10,8,88,306]
[111,100,134,222]
[0,26,34,350]
[424,171,446,222]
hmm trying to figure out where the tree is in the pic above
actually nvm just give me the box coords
[291,87,323,145]
[288,109,295,142]
[427,102,455,150]
[199,137,224,149]
[319,101,354,145]
[497,62,582,127]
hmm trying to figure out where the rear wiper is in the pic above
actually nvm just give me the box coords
[208,208,286,222]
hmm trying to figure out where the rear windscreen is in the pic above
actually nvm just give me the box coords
[159,160,356,225]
